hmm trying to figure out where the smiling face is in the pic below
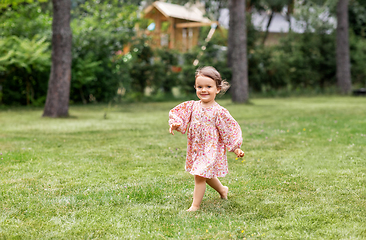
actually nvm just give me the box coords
[195,75,221,107]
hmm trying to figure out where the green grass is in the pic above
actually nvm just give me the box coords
[1,97,366,239]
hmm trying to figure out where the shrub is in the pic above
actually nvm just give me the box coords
[350,33,366,88]
[247,29,337,95]
[0,36,50,105]
[70,2,138,103]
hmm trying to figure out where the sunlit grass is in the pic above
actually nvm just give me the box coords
[1,97,366,239]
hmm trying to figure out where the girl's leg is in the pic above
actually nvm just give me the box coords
[206,177,228,199]
[187,175,207,211]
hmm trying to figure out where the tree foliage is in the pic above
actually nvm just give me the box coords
[0,0,47,9]
[0,1,52,39]
[349,0,366,37]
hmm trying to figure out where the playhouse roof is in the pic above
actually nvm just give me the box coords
[144,1,211,23]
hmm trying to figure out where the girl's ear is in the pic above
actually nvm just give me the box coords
[216,88,221,94]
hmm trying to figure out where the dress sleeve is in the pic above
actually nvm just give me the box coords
[169,101,195,134]
[216,108,243,152]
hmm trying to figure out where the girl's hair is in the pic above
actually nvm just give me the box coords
[195,66,230,94]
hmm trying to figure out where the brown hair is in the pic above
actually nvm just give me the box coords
[195,66,230,94]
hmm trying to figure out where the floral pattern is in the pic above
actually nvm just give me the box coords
[169,100,243,178]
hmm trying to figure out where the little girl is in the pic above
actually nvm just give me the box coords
[169,66,245,212]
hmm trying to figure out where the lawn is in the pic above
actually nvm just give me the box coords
[1,97,365,239]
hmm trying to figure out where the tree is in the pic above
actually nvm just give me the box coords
[336,0,352,94]
[43,0,72,117]
[228,0,249,103]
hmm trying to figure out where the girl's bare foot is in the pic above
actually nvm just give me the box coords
[220,186,229,199]
[186,206,199,212]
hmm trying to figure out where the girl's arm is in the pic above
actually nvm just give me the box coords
[169,101,194,135]
[216,108,243,153]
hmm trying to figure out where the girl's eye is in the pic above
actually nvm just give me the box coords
[197,86,202,88]
[207,86,212,88]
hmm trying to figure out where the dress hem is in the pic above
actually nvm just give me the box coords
[186,169,228,179]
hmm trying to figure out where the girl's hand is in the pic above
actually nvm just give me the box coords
[169,123,181,135]
[234,149,245,158]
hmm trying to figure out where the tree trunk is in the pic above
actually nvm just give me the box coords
[336,0,352,94]
[43,0,72,117]
[228,0,249,103]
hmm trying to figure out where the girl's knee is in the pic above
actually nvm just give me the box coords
[194,175,207,183]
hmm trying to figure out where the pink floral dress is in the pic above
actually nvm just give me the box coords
[169,100,243,178]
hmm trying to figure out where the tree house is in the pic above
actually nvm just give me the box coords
[143,1,217,52]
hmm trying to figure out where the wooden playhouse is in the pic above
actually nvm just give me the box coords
[142,1,217,52]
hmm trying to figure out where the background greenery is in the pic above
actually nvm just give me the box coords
[1,97,365,238]
[1,0,366,105]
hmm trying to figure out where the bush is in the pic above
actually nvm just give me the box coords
[350,33,366,88]
[152,48,180,94]
[70,2,138,104]
[0,36,50,105]
[114,38,182,102]
[247,29,337,95]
